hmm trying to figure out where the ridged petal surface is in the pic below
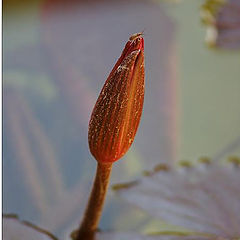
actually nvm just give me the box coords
[88,34,144,163]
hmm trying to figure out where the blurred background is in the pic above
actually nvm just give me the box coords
[3,0,240,238]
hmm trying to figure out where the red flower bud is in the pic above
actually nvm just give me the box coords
[88,33,145,163]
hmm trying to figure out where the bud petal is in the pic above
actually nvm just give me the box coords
[88,33,145,163]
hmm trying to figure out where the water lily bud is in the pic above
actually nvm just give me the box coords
[88,33,145,163]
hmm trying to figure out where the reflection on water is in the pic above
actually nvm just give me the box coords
[3,0,240,238]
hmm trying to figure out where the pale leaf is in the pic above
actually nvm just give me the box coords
[3,214,58,240]
[113,162,240,240]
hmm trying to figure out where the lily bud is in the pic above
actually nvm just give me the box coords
[88,33,145,163]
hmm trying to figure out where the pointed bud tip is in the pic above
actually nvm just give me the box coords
[127,32,144,52]
[129,32,143,40]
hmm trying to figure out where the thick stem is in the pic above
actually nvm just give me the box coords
[76,162,112,240]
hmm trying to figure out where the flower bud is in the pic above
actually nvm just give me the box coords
[88,33,145,163]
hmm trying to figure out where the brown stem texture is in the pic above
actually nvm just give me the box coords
[76,162,112,240]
